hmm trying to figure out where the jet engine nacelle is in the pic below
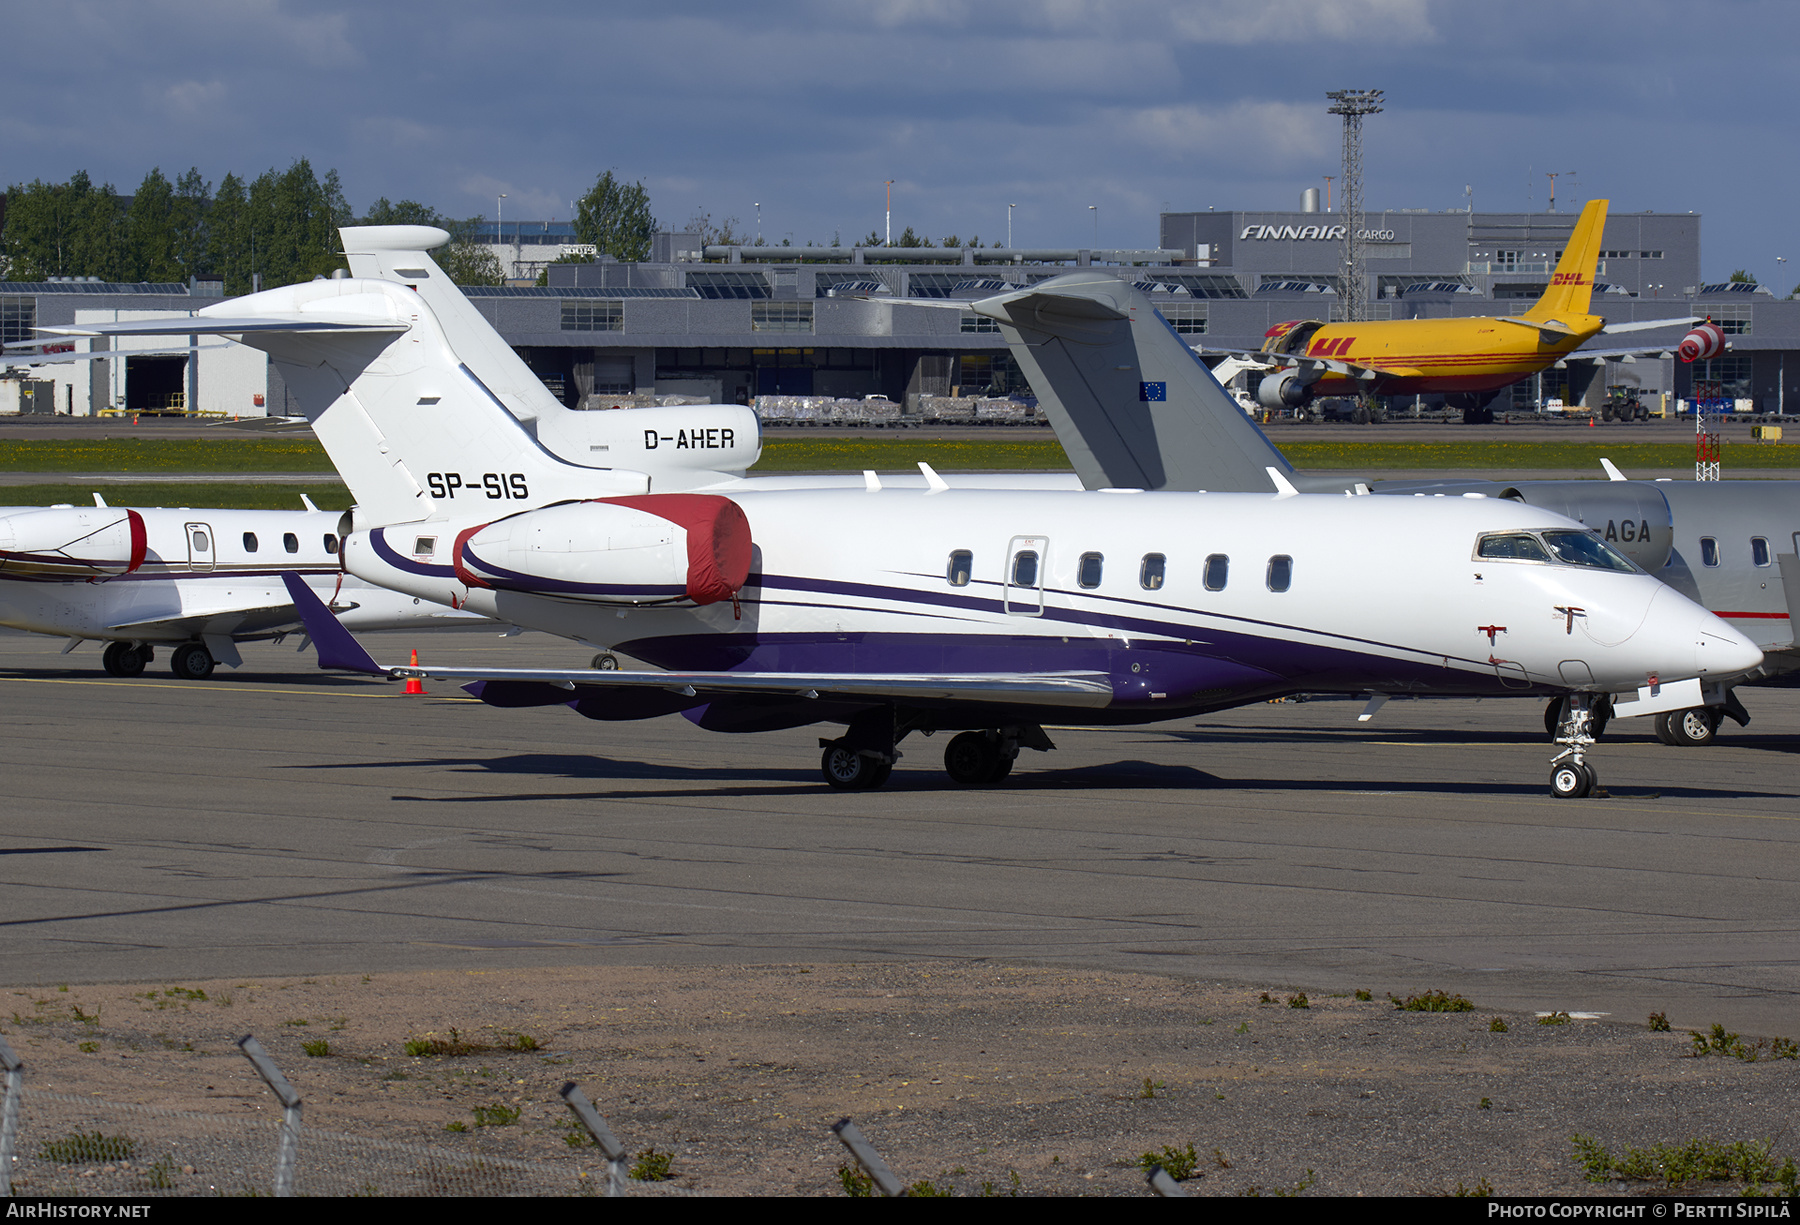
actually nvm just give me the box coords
[0,507,146,579]
[453,494,752,606]
[1257,372,1315,410]
[533,404,762,477]
[1499,482,1675,572]
[1677,322,1727,364]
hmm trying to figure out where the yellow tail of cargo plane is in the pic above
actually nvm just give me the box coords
[1246,199,1619,416]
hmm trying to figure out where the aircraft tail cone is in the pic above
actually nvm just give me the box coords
[404,648,426,695]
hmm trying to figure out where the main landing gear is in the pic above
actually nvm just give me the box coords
[815,719,1053,790]
[1656,707,1719,747]
[170,641,216,680]
[101,642,153,677]
[1548,693,1600,799]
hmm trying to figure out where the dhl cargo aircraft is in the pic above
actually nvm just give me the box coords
[1233,200,1690,421]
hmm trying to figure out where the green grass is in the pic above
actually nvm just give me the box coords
[0,439,336,473]
[8,435,1798,496]
[0,483,349,510]
[1282,440,1800,471]
[753,436,1072,472]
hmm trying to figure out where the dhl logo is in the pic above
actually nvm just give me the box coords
[1551,272,1587,286]
[1308,335,1356,357]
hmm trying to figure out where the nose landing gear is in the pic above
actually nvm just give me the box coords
[1549,693,1600,799]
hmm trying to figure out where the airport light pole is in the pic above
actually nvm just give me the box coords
[1008,202,1016,248]
[1326,88,1383,323]
[497,194,506,278]
[884,180,894,246]
[1089,205,1097,249]
[755,202,761,245]
[1544,171,1575,213]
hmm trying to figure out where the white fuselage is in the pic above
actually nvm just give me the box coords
[0,504,486,650]
[345,487,1752,719]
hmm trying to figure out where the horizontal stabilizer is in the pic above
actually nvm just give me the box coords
[1600,316,1699,335]
[45,317,404,338]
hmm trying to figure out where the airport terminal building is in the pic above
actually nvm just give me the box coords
[7,205,1799,418]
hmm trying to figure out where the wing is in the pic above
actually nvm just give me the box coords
[279,576,1114,710]
[1212,350,1413,383]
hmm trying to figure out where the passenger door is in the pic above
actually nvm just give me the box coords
[1005,535,1048,615]
[185,521,215,572]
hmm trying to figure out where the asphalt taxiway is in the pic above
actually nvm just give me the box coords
[1,628,1795,1035]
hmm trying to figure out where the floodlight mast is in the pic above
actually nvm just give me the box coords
[1326,89,1383,323]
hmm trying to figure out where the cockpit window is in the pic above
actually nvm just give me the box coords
[1541,531,1637,572]
[1476,530,1636,573]
[1476,533,1551,563]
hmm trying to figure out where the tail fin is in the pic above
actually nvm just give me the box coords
[1523,198,1609,322]
[202,278,645,525]
[970,272,1313,493]
[340,226,564,429]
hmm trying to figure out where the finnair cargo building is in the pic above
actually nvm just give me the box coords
[6,206,1799,418]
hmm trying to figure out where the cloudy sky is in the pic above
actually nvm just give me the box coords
[2,0,1793,283]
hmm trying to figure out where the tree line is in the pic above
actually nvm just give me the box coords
[2,160,1004,290]
[0,162,664,291]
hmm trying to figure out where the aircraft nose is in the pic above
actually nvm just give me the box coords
[1634,585,1763,683]
[1697,618,1763,678]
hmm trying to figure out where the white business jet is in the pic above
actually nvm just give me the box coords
[0,496,493,678]
[54,228,1762,798]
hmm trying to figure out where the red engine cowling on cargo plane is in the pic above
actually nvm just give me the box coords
[1677,322,1727,363]
[453,494,751,606]
[0,508,146,579]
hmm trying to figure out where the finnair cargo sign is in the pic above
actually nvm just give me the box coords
[1242,224,1347,241]
[1239,224,1397,242]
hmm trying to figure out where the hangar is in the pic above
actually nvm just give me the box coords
[6,205,1797,418]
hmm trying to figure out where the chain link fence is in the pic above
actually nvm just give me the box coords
[0,1035,698,1198]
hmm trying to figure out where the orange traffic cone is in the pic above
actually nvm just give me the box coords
[404,648,426,695]
[1588,415,1596,427]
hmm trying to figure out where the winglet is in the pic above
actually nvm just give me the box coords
[1266,466,1300,499]
[280,572,385,674]
[301,494,319,512]
[1599,457,1627,482]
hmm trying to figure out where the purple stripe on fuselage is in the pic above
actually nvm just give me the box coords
[372,528,458,579]
[749,571,1491,670]
[612,629,1539,706]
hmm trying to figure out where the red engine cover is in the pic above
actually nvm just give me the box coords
[596,494,752,604]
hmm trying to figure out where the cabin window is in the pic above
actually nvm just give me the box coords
[946,550,972,587]
[1012,550,1039,588]
[1139,554,1165,590]
[1078,552,1104,589]
[190,529,209,552]
[283,532,300,554]
[414,536,436,556]
[1752,537,1771,567]
[242,532,258,553]
[1267,555,1293,592]
[1700,537,1719,567]
[324,533,339,556]
[1204,554,1229,592]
